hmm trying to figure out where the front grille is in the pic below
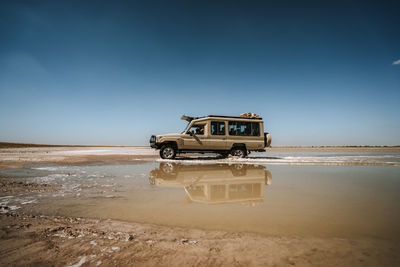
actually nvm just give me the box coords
[150,135,156,143]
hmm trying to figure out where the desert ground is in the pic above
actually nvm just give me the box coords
[0,145,399,266]
[1,144,399,170]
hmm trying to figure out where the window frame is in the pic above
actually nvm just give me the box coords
[186,123,205,135]
[210,121,226,136]
[228,121,261,136]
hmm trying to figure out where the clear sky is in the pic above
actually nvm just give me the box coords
[0,0,399,146]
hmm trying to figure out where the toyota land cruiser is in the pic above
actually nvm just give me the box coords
[149,113,271,159]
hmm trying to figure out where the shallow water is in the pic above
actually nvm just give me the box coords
[170,151,400,165]
[254,151,400,164]
[2,156,400,240]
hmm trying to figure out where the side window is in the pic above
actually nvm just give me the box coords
[251,122,260,136]
[211,121,225,135]
[228,121,241,135]
[228,121,260,136]
[188,124,204,135]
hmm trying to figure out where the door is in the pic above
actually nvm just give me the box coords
[182,123,206,149]
[203,121,227,150]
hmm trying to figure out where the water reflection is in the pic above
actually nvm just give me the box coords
[149,163,272,205]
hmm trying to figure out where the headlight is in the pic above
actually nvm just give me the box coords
[156,136,162,142]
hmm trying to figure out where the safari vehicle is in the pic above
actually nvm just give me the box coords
[150,113,271,159]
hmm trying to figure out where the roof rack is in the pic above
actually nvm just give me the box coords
[182,114,263,121]
[207,115,262,120]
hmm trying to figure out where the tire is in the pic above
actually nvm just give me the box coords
[161,162,175,173]
[231,164,246,176]
[160,145,176,159]
[230,147,247,158]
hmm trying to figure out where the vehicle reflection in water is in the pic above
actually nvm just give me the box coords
[149,163,272,205]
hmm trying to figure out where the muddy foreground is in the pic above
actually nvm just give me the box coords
[1,210,399,267]
[1,146,400,266]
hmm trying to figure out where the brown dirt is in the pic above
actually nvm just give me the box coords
[0,181,58,195]
[1,146,399,266]
[0,153,157,170]
[1,212,399,267]
[0,142,144,148]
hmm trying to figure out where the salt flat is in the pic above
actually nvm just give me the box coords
[0,147,399,266]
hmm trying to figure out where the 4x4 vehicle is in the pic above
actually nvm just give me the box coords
[149,113,272,159]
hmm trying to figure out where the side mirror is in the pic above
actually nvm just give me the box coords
[188,131,193,136]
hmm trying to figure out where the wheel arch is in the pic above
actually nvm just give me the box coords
[160,141,178,150]
[230,143,247,151]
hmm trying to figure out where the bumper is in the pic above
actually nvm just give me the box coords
[149,135,159,149]
[150,142,160,149]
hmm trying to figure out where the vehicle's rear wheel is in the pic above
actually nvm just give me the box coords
[230,147,247,158]
[160,145,176,159]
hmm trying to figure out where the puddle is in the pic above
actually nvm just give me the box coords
[166,151,400,165]
[1,160,400,240]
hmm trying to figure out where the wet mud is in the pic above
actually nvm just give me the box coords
[1,147,400,266]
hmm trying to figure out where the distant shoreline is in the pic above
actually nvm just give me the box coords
[1,142,399,149]
[0,142,148,148]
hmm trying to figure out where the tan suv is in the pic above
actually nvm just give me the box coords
[150,113,271,159]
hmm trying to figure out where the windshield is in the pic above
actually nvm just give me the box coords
[181,122,190,134]
[187,124,205,135]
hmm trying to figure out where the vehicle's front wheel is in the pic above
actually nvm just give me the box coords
[160,145,176,159]
[230,147,247,158]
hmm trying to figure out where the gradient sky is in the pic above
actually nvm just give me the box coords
[0,0,399,146]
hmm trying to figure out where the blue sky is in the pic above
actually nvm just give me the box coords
[0,0,399,146]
